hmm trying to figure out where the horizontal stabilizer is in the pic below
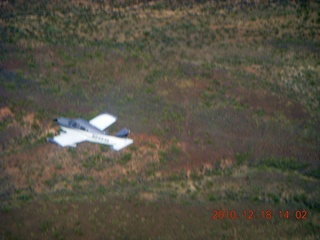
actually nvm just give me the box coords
[111,138,133,151]
[115,128,130,138]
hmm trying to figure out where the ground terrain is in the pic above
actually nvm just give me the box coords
[0,0,319,239]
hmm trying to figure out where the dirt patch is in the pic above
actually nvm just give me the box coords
[0,59,25,71]
[245,64,261,76]
[0,106,14,120]
[140,191,156,201]
[23,112,36,125]
[220,158,233,170]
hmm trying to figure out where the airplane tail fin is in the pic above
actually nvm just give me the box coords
[115,128,130,138]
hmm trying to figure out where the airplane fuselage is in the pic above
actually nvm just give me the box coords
[60,126,124,147]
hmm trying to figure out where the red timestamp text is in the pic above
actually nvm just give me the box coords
[212,210,238,219]
[212,210,308,220]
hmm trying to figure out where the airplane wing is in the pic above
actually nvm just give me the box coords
[89,113,117,131]
[48,130,87,147]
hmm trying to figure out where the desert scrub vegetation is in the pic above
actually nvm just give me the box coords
[1,1,320,239]
[117,152,132,165]
[257,157,309,172]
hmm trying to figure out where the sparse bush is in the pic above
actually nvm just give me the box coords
[159,150,168,163]
[205,180,213,188]
[151,2,166,10]
[53,229,65,240]
[129,145,138,152]
[293,193,307,203]
[305,168,320,179]
[17,193,33,202]
[97,184,107,194]
[144,69,163,84]
[55,163,63,170]
[207,193,217,202]
[267,193,280,204]
[190,172,202,181]
[235,152,251,166]
[100,145,109,152]
[74,221,84,236]
[68,148,77,158]
[260,157,308,171]
[168,173,182,181]
[169,191,177,199]
[74,174,86,182]
[82,155,109,170]
[189,192,197,200]
[1,205,11,214]
[40,221,51,233]
[44,178,56,188]
[118,153,132,165]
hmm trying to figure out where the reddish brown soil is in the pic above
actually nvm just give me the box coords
[229,87,309,121]
[0,58,25,71]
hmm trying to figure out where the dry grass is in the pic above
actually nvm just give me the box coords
[0,1,319,239]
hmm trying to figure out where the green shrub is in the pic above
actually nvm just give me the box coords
[144,69,163,84]
[208,193,217,202]
[40,220,52,232]
[235,152,251,166]
[304,168,320,179]
[261,157,308,171]
[118,153,132,165]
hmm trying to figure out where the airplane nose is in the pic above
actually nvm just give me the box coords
[53,118,69,127]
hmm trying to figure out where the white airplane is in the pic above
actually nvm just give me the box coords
[48,113,133,151]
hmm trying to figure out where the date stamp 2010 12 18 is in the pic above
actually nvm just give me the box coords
[212,210,308,220]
